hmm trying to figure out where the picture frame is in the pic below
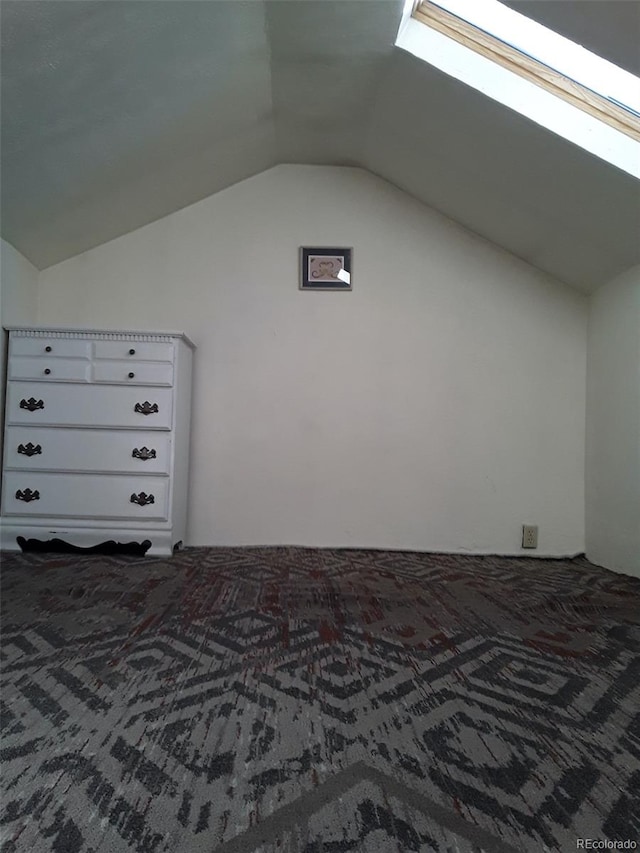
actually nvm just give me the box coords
[300,247,352,291]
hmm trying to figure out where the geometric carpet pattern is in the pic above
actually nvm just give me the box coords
[1,547,639,852]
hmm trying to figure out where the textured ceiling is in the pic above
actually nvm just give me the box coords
[1,0,639,291]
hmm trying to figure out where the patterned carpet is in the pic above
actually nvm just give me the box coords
[1,547,639,853]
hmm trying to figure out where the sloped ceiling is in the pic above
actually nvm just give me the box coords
[1,0,639,291]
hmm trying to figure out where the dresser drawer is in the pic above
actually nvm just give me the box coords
[9,357,91,382]
[10,337,92,360]
[2,472,169,520]
[93,341,174,362]
[4,427,171,475]
[6,383,173,429]
[93,361,173,386]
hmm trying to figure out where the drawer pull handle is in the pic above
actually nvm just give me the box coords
[20,398,45,412]
[129,348,136,356]
[130,492,155,506]
[132,447,156,461]
[16,488,40,502]
[44,368,51,375]
[128,372,135,379]
[45,346,52,353]
[18,442,42,457]
[134,401,158,415]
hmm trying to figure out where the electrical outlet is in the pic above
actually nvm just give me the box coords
[522,525,538,549]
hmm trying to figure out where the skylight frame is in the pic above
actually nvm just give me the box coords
[412,0,640,143]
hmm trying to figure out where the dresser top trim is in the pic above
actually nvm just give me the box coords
[4,326,196,349]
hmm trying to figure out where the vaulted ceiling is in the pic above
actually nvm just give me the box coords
[2,0,639,290]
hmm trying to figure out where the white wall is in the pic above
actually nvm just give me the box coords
[1,238,39,361]
[36,165,588,554]
[0,239,39,466]
[0,239,39,323]
[586,265,640,578]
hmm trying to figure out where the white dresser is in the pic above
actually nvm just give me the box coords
[0,326,195,556]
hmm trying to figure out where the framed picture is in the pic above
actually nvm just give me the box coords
[300,247,352,291]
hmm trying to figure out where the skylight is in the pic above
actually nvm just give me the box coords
[427,0,640,118]
[396,0,640,178]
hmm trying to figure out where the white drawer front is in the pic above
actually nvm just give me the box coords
[10,337,92,359]
[93,341,174,362]
[9,357,91,382]
[2,472,169,520]
[7,383,173,429]
[93,361,173,386]
[5,427,171,475]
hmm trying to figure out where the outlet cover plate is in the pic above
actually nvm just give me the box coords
[522,524,538,549]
